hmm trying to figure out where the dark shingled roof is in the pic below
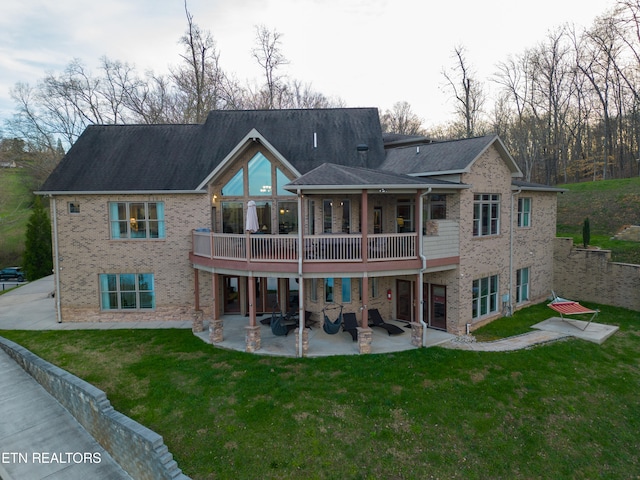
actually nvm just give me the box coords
[380,135,521,176]
[285,163,459,190]
[40,108,386,193]
[512,180,567,192]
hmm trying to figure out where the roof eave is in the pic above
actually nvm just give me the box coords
[284,182,470,192]
[196,128,302,191]
[36,190,207,196]
[511,185,567,193]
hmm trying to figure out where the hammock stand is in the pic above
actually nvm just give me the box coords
[548,293,600,332]
[322,305,343,335]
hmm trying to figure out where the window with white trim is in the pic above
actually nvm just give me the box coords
[109,202,165,239]
[342,278,351,303]
[472,274,499,319]
[516,267,530,303]
[100,273,155,310]
[473,194,500,237]
[517,197,531,227]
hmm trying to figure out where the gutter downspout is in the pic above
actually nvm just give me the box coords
[297,189,304,357]
[418,188,432,346]
[508,187,522,317]
[51,197,62,323]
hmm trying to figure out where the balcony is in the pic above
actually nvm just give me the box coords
[191,231,418,265]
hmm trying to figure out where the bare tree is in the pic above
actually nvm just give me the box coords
[442,46,486,137]
[573,17,621,180]
[171,1,226,122]
[380,101,425,135]
[252,25,289,109]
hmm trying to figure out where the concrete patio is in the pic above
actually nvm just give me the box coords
[193,314,456,357]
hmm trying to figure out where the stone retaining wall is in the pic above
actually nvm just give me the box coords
[0,337,189,480]
[614,225,640,242]
[554,237,640,312]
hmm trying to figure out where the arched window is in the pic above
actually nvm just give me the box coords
[248,153,272,195]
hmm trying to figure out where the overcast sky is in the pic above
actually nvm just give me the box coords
[0,0,617,130]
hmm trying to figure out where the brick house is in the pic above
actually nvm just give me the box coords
[38,108,563,355]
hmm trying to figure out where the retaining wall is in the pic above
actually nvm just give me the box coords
[0,337,190,480]
[554,237,640,312]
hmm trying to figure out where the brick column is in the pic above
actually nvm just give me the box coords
[245,325,261,353]
[410,322,423,347]
[358,327,373,354]
[295,328,309,357]
[192,310,204,333]
[209,318,223,343]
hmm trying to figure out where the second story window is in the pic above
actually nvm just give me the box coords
[109,202,165,239]
[323,200,332,233]
[473,194,500,237]
[518,197,531,227]
[396,200,414,232]
[425,194,446,220]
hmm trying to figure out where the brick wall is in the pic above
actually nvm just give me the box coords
[554,237,640,311]
[52,193,209,322]
[451,147,558,334]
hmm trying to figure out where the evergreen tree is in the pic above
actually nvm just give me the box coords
[582,217,591,248]
[23,197,53,280]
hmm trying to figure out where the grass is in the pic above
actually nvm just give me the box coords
[0,169,32,267]
[2,302,640,479]
[556,177,640,264]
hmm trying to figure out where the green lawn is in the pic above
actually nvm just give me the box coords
[556,177,640,264]
[2,302,639,479]
[0,169,32,267]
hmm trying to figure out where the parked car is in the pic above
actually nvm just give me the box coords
[0,268,25,282]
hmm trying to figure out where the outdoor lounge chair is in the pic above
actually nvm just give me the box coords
[548,293,600,331]
[342,312,358,341]
[367,309,404,335]
[323,305,343,335]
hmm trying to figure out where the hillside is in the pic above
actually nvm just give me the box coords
[557,177,640,235]
[556,177,640,265]
[0,168,32,267]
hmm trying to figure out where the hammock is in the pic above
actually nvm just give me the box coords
[548,292,599,331]
[323,305,343,335]
[271,306,289,336]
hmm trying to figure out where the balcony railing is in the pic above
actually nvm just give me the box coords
[192,231,417,263]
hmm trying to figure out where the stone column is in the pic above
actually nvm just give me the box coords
[192,310,204,333]
[358,327,373,354]
[295,327,309,357]
[410,321,423,347]
[209,318,223,343]
[245,325,261,353]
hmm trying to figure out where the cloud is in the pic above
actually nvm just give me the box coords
[0,0,617,128]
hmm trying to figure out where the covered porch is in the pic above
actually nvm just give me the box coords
[193,314,455,357]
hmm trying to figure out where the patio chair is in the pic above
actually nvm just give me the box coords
[342,312,358,341]
[323,305,343,335]
[284,306,299,323]
[368,309,405,335]
[548,293,600,331]
[304,310,317,329]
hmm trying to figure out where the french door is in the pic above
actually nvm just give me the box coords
[396,279,412,321]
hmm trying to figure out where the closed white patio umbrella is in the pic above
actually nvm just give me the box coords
[245,200,259,233]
